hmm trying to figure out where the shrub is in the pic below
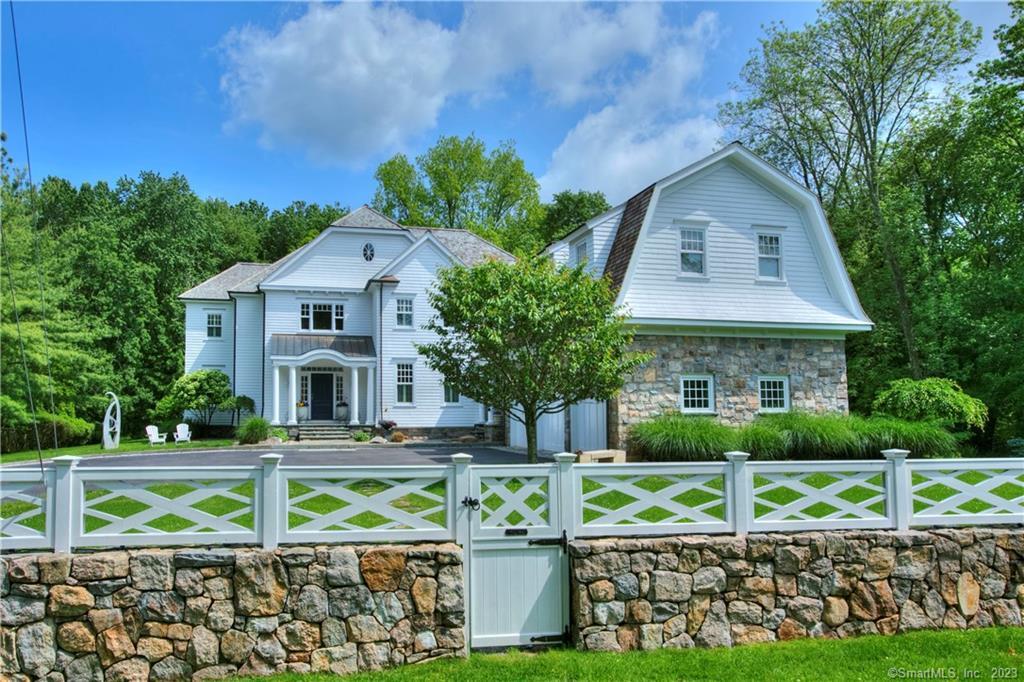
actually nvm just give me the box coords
[390,431,407,443]
[156,370,233,427]
[236,417,271,445]
[352,430,371,443]
[270,427,289,441]
[627,415,737,461]
[756,412,865,459]
[735,422,787,460]
[872,378,988,430]
[0,397,93,453]
[851,416,959,458]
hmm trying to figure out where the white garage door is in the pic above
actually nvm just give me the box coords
[507,407,566,452]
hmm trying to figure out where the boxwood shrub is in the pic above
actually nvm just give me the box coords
[626,411,958,461]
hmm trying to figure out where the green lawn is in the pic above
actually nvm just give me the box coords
[242,629,1023,682]
[0,437,237,464]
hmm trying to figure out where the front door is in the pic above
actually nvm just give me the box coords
[310,373,333,420]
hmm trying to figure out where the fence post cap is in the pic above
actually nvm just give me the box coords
[260,453,284,464]
[724,451,751,462]
[554,452,577,463]
[450,453,473,464]
[881,449,911,460]
[51,456,80,467]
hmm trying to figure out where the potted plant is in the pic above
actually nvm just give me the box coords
[296,401,308,421]
[336,400,349,422]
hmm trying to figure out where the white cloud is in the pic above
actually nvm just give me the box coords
[539,12,724,202]
[219,2,724,190]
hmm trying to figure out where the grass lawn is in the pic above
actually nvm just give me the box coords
[0,437,237,465]
[241,628,1023,682]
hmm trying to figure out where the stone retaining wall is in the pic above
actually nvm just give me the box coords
[570,529,1022,652]
[1,544,464,680]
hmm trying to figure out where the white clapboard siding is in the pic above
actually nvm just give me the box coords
[622,161,863,326]
[379,240,482,428]
[265,231,413,290]
[183,301,235,425]
[234,294,264,416]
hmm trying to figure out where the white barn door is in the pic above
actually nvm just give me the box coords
[508,407,566,452]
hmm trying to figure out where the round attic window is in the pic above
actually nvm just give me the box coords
[362,243,375,262]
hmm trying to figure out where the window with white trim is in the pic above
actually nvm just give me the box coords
[396,363,414,404]
[335,374,344,405]
[206,313,222,338]
[396,298,413,328]
[300,374,309,403]
[758,376,790,412]
[443,382,459,404]
[679,375,715,413]
[362,243,375,262]
[757,233,783,279]
[301,303,344,331]
[575,240,589,266]
[679,227,706,275]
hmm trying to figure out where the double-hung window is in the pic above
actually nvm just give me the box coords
[443,382,459,404]
[301,302,344,331]
[396,363,414,404]
[396,298,414,328]
[680,227,706,275]
[757,233,783,280]
[206,313,222,338]
[575,240,589,266]
[679,375,715,413]
[758,376,790,412]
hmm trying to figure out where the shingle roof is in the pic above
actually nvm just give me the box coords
[270,334,376,358]
[330,205,403,229]
[602,184,655,294]
[179,263,275,300]
[406,227,516,266]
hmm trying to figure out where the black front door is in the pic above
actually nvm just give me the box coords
[310,374,334,420]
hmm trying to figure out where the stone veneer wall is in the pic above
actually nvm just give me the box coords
[570,529,1022,652]
[609,335,849,447]
[1,544,464,681]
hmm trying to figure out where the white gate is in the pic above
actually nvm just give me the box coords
[462,462,571,648]
[508,408,566,452]
[570,399,606,451]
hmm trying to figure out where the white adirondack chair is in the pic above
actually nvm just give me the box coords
[173,423,192,445]
[145,425,167,445]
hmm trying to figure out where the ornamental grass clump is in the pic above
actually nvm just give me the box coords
[627,415,738,461]
[852,415,959,458]
[756,411,866,459]
[236,416,271,444]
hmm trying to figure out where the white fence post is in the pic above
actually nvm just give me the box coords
[883,449,912,530]
[51,456,79,553]
[451,453,473,547]
[725,451,751,534]
[261,454,283,550]
[554,453,576,540]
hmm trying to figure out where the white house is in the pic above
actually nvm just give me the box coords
[182,142,871,448]
[543,142,872,448]
[180,207,513,437]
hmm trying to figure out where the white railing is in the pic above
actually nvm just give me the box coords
[0,450,1020,552]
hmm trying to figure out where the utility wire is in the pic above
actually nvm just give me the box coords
[8,0,60,454]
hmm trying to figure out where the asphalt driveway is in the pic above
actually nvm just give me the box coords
[5,444,535,468]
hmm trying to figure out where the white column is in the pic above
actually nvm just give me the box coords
[367,366,376,426]
[287,365,298,425]
[271,365,281,425]
[351,367,361,425]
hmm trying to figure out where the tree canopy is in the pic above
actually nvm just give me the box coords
[417,257,649,462]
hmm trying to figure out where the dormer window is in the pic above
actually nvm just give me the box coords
[575,240,589,266]
[679,227,706,276]
[362,243,375,262]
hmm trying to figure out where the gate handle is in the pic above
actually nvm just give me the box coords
[461,496,481,511]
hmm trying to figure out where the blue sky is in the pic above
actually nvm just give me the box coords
[1,2,1011,209]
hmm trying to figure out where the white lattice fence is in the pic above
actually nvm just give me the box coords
[909,460,1024,526]
[574,463,731,536]
[0,469,53,550]
[746,461,891,531]
[280,466,453,543]
[73,467,260,547]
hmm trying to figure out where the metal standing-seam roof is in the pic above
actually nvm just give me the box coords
[269,334,376,359]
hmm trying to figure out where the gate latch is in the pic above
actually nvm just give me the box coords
[461,496,480,511]
[528,530,568,553]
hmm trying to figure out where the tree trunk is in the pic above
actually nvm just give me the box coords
[524,411,538,464]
